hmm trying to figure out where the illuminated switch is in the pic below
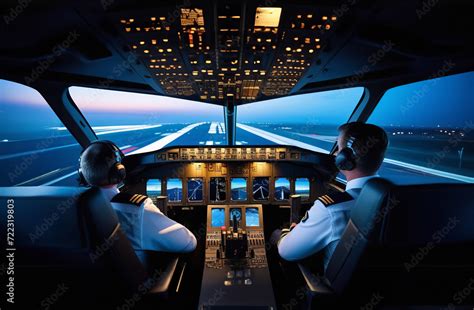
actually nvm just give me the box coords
[226,271,235,279]
[244,269,251,277]
[224,280,232,286]
[244,279,253,285]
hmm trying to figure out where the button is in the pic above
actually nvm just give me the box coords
[244,269,251,277]
[227,271,235,279]
[236,270,243,278]
[224,280,232,286]
[245,279,252,285]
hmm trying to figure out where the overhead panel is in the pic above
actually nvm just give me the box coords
[112,3,337,104]
[262,13,337,96]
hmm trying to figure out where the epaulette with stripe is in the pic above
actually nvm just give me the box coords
[111,192,148,206]
[317,191,354,207]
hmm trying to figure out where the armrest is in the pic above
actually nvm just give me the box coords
[147,257,179,295]
[297,263,334,296]
[136,251,183,298]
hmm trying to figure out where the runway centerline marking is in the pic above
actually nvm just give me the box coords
[128,122,206,155]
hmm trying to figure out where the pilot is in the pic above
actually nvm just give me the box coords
[277,122,388,271]
[79,140,197,256]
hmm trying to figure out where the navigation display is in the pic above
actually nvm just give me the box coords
[210,177,226,201]
[246,208,260,227]
[252,177,269,200]
[231,178,247,201]
[211,208,225,227]
[187,178,203,201]
[295,178,310,200]
[275,178,290,200]
[167,178,182,202]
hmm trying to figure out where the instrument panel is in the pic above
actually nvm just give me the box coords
[145,174,316,205]
[152,146,310,162]
[128,145,336,206]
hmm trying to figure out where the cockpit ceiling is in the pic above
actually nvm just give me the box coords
[0,0,473,105]
[111,5,336,102]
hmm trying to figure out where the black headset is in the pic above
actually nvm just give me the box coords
[78,140,126,186]
[335,136,358,171]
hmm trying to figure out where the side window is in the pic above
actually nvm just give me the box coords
[0,79,81,186]
[368,71,473,183]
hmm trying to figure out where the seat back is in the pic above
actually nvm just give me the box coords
[79,187,148,293]
[0,186,96,307]
[0,186,148,307]
[325,178,474,304]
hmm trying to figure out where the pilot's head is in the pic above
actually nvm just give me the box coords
[79,140,126,187]
[335,122,388,179]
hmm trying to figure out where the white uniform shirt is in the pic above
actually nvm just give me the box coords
[100,186,197,253]
[278,175,378,271]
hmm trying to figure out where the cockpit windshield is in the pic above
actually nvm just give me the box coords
[69,86,364,155]
[69,86,226,154]
[236,87,364,153]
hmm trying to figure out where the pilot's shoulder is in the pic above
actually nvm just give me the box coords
[316,191,354,207]
[111,192,148,207]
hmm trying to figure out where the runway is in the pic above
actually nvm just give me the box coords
[1,122,471,187]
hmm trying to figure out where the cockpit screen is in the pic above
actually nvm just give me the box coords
[211,208,225,227]
[252,177,269,200]
[245,208,260,227]
[210,177,226,201]
[295,178,310,200]
[275,178,290,200]
[231,178,247,201]
[167,178,182,202]
[187,178,203,201]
